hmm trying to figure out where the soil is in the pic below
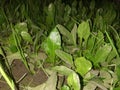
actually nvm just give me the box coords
[0,59,48,90]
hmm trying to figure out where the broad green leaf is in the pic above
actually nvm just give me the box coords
[75,57,92,77]
[9,34,21,46]
[21,31,32,43]
[14,22,28,34]
[94,44,112,65]
[67,72,81,90]
[51,66,74,76]
[78,21,90,43]
[87,36,95,52]
[61,85,70,90]
[42,27,61,63]
[71,24,77,46]
[55,50,73,66]
[46,3,55,25]
[56,24,72,41]
[8,35,18,53]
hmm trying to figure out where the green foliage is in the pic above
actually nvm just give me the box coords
[42,27,61,63]
[93,44,112,66]
[75,57,92,77]
[51,66,74,76]
[55,50,73,67]
[0,47,15,90]
[0,0,120,89]
[116,65,120,80]
[67,72,81,90]
[78,21,90,44]
[61,85,70,90]
[46,3,55,26]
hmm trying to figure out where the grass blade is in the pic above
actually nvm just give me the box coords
[0,53,15,90]
[105,31,119,58]
[10,24,30,72]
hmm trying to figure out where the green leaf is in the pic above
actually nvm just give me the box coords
[0,56,15,90]
[46,3,55,25]
[21,31,32,43]
[55,50,73,67]
[87,36,95,52]
[67,72,81,90]
[94,44,112,65]
[11,24,30,72]
[14,22,28,34]
[71,24,77,46]
[56,24,72,41]
[9,45,18,53]
[42,27,61,63]
[116,65,120,80]
[96,31,104,47]
[105,31,119,58]
[51,66,74,76]
[8,35,18,53]
[78,21,90,43]
[75,57,92,77]
[61,85,70,90]
[106,50,116,63]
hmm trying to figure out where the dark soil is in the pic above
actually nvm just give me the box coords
[0,60,48,90]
